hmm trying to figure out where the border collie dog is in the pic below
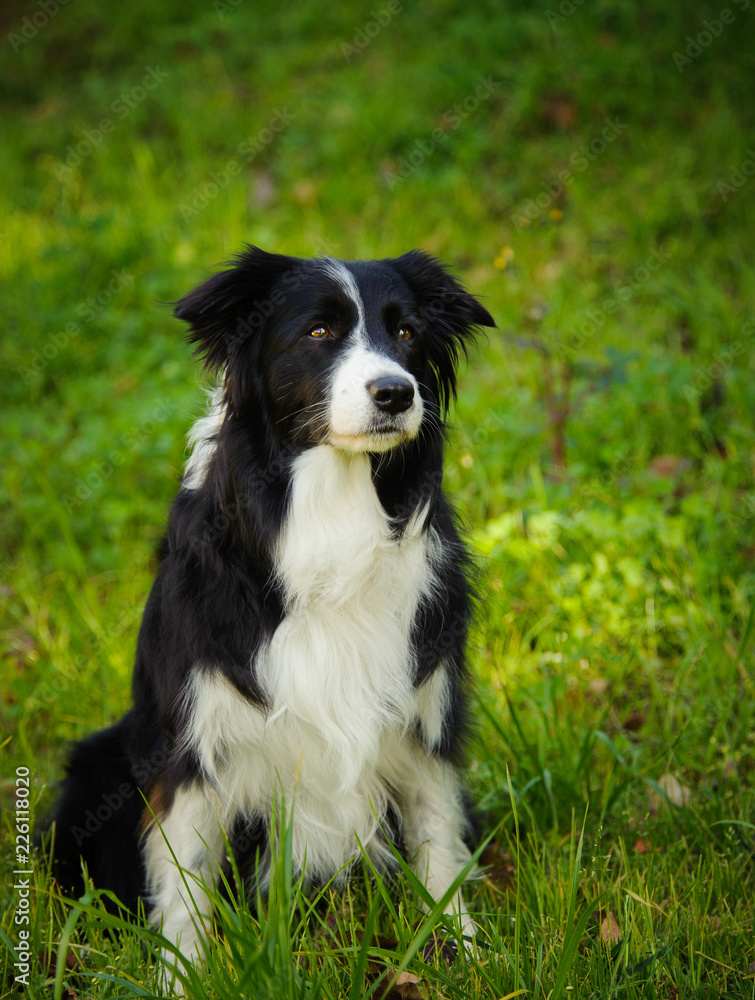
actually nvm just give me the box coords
[51,246,495,961]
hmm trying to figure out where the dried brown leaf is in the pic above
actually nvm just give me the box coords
[648,455,691,478]
[365,936,400,976]
[540,93,577,130]
[622,708,646,732]
[38,950,78,977]
[479,841,516,892]
[600,910,622,945]
[649,773,692,815]
[374,969,427,999]
[588,678,609,698]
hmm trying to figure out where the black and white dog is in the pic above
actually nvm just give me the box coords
[51,246,495,961]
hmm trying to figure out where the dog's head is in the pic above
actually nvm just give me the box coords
[175,246,495,454]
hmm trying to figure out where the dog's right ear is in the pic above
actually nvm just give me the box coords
[174,246,297,372]
[390,250,496,413]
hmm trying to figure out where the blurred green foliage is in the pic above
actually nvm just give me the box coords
[1,0,754,995]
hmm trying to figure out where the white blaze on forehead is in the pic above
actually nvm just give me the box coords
[320,258,366,340]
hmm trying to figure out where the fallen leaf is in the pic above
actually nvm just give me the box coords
[600,910,622,945]
[540,93,577,130]
[39,950,78,976]
[635,838,648,854]
[648,455,691,478]
[588,678,609,698]
[374,969,427,999]
[649,773,692,815]
[312,897,352,942]
[367,936,400,976]
[479,841,516,892]
[61,989,79,1000]
[622,708,646,732]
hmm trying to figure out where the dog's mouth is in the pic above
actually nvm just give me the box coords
[328,423,416,453]
[372,423,402,434]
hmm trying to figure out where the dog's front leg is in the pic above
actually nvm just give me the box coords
[397,751,476,944]
[142,782,226,967]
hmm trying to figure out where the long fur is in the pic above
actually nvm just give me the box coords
[49,246,495,960]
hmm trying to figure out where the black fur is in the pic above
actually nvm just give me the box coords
[48,713,146,911]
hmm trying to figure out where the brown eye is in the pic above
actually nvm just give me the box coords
[309,326,330,339]
[398,327,413,341]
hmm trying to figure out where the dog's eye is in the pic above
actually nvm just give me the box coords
[398,327,413,341]
[309,326,331,339]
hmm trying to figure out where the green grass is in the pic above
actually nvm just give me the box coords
[1,0,755,995]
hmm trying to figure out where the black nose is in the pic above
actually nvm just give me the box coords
[368,376,415,415]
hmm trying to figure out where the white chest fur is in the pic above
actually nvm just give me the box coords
[264,447,436,754]
[187,446,447,878]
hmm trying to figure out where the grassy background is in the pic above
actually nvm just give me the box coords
[1,0,754,996]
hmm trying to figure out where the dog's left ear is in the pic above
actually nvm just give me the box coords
[174,246,297,373]
[390,250,496,412]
